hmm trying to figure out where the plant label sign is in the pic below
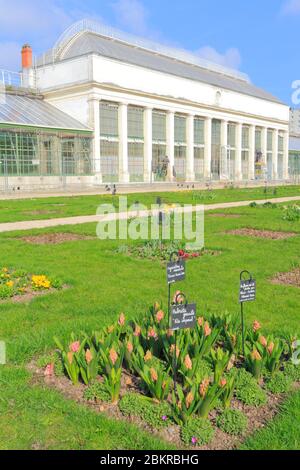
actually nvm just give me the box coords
[171,303,196,330]
[239,279,256,303]
[167,261,186,285]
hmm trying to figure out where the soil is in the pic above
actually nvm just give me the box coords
[20,233,94,245]
[271,268,300,288]
[0,285,68,304]
[28,360,297,451]
[207,213,241,219]
[227,228,296,240]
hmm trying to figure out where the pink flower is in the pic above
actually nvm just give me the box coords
[184,354,193,370]
[70,341,80,353]
[155,310,164,323]
[85,349,93,364]
[134,325,141,337]
[197,317,204,327]
[118,313,125,326]
[67,351,74,364]
[220,378,227,388]
[204,321,212,337]
[268,342,275,355]
[150,368,158,382]
[109,348,118,365]
[259,336,268,348]
[127,342,133,354]
[191,437,198,445]
[44,363,54,377]
[199,378,210,397]
[253,320,261,333]
[148,328,158,340]
[162,415,168,422]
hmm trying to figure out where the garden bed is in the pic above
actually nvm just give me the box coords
[20,233,94,245]
[0,267,64,302]
[116,241,220,261]
[32,303,300,450]
[207,213,241,219]
[271,268,300,288]
[227,228,296,240]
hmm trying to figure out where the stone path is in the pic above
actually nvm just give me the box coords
[0,196,300,233]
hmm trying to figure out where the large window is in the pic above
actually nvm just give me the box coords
[128,106,144,182]
[242,126,249,180]
[194,117,204,181]
[100,102,119,183]
[266,130,273,180]
[278,133,284,179]
[174,115,186,179]
[211,119,221,180]
[255,128,263,179]
[152,110,167,181]
[227,123,236,180]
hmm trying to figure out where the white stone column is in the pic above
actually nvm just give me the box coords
[166,111,175,181]
[272,129,279,180]
[88,97,102,180]
[186,114,195,181]
[235,122,243,181]
[220,120,228,180]
[118,103,130,183]
[204,117,212,179]
[262,127,268,179]
[283,130,289,180]
[248,125,256,180]
[144,107,153,183]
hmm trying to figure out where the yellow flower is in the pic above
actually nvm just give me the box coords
[6,280,14,288]
[32,275,51,290]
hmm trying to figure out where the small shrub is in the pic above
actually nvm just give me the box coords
[284,362,300,382]
[249,202,257,208]
[83,381,111,402]
[282,205,300,222]
[234,368,267,406]
[181,417,215,446]
[216,409,248,436]
[0,284,14,299]
[119,393,172,429]
[265,372,292,394]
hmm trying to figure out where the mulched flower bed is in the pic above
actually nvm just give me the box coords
[20,233,94,245]
[28,359,295,451]
[0,267,64,303]
[31,304,300,450]
[116,241,220,261]
[227,228,296,240]
[271,268,300,288]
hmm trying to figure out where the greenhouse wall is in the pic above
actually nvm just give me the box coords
[0,126,95,191]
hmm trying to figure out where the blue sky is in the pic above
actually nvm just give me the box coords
[0,0,298,105]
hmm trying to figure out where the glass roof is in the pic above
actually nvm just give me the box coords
[0,93,91,131]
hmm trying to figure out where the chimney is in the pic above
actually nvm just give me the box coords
[21,44,32,69]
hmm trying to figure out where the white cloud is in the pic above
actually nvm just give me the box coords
[111,0,150,35]
[281,0,300,14]
[195,46,241,70]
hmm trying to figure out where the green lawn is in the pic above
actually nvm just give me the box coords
[0,199,300,449]
[0,184,300,223]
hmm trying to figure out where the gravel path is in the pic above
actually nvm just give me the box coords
[0,196,300,233]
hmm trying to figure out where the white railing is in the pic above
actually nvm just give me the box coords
[0,69,23,88]
[0,68,37,90]
[45,19,250,83]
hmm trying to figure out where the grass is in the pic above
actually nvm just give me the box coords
[0,185,300,223]
[0,197,300,449]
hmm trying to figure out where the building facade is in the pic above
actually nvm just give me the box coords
[0,20,292,190]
